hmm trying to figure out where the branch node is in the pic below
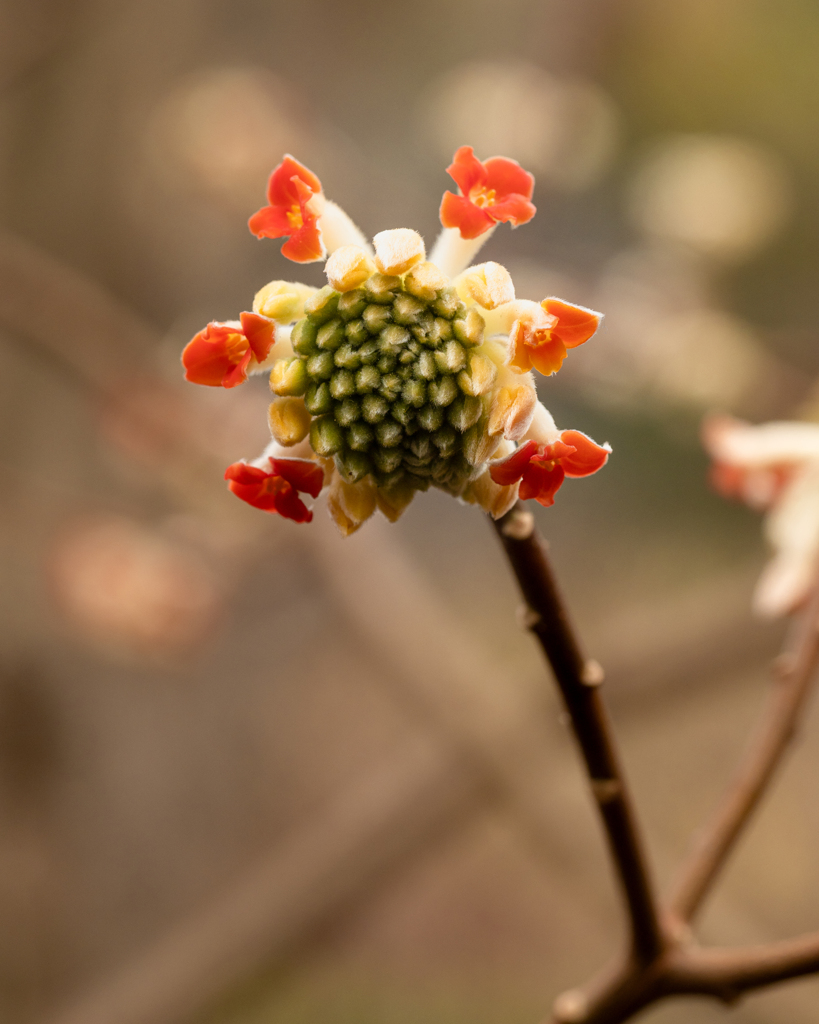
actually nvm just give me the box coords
[591,778,622,803]
[581,659,605,687]
[552,988,589,1023]
[500,507,535,540]
[516,604,542,631]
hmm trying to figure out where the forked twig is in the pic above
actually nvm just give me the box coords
[492,503,819,1024]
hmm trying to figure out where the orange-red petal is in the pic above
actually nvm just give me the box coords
[541,299,602,350]
[223,459,318,523]
[239,311,275,362]
[489,439,538,485]
[520,462,565,505]
[439,191,496,239]
[281,219,324,262]
[483,156,535,200]
[446,146,487,196]
[182,323,252,388]
[559,430,610,477]
[484,192,536,228]
[269,457,324,498]
[267,154,322,208]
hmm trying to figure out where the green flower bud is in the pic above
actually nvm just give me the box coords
[418,404,444,432]
[375,420,403,448]
[379,324,411,350]
[291,318,319,355]
[316,318,346,351]
[306,351,335,381]
[337,289,368,320]
[334,343,362,370]
[379,373,402,400]
[305,381,332,415]
[435,340,467,374]
[429,317,453,345]
[391,401,414,426]
[345,319,369,345]
[356,365,381,393]
[409,432,434,461]
[402,379,426,408]
[447,394,482,432]
[392,293,427,325]
[431,288,459,319]
[416,350,437,380]
[304,286,340,324]
[452,308,485,347]
[358,340,379,365]
[432,425,458,458]
[329,369,356,400]
[310,415,344,456]
[372,446,404,473]
[363,304,392,334]
[337,450,372,484]
[347,421,374,451]
[377,353,397,374]
[364,273,400,304]
[362,394,389,423]
[336,397,361,426]
[428,375,459,407]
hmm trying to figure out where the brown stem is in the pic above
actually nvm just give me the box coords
[668,575,819,922]
[492,505,664,964]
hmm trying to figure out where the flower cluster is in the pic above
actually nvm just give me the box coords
[182,147,610,534]
[704,414,819,616]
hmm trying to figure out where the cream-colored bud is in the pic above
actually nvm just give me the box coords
[373,229,425,276]
[253,281,317,323]
[325,245,376,292]
[376,480,416,522]
[454,262,515,310]
[458,351,498,397]
[463,468,519,519]
[404,261,448,302]
[268,398,311,446]
[326,475,377,536]
[488,379,538,440]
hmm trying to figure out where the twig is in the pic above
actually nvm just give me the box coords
[668,575,819,922]
[492,504,664,964]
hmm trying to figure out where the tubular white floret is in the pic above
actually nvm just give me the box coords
[318,200,372,256]
[428,225,496,279]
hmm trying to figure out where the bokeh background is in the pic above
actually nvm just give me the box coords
[2,0,819,1022]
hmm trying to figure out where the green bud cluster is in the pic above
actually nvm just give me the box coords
[283,273,490,494]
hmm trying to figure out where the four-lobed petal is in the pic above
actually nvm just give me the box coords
[248,155,325,263]
[224,457,324,523]
[182,312,275,388]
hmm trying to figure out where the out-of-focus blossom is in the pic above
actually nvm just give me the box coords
[703,415,819,617]
[224,456,324,523]
[181,149,610,533]
[50,518,220,655]
[439,146,536,240]
[145,68,309,210]
[182,312,275,387]
[422,61,619,192]
[629,135,792,262]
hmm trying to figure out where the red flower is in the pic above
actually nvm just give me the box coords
[224,457,324,523]
[248,155,324,262]
[489,431,610,507]
[510,298,602,376]
[439,146,536,240]
[182,312,275,388]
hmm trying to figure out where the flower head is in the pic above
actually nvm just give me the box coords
[440,146,536,240]
[183,150,610,533]
[703,414,819,616]
[182,311,275,388]
[248,155,325,262]
[489,431,610,506]
[224,456,324,523]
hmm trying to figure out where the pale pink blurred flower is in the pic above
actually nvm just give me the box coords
[49,517,220,656]
[703,415,819,617]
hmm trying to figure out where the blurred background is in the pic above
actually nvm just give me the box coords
[2,0,819,1022]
